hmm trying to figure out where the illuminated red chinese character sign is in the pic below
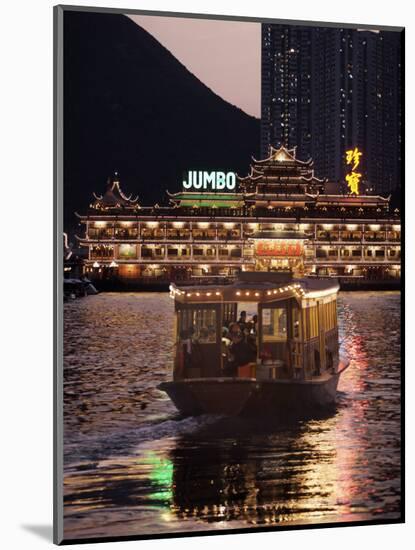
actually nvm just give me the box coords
[345,147,362,195]
[255,240,303,257]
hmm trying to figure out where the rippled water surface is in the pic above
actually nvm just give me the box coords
[63,291,401,540]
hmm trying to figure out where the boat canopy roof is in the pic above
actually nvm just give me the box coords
[170,274,339,305]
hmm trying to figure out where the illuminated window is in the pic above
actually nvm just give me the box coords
[178,308,217,344]
[262,307,287,342]
[119,244,137,259]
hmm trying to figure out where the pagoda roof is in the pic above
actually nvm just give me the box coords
[252,145,313,166]
[237,147,326,198]
[91,174,139,209]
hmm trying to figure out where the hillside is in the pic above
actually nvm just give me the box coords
[63,11,260,234]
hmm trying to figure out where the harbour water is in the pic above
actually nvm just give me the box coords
[63,291,401,540]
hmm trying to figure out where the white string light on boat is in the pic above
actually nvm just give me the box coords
[169,282,312,301]
[169,284,186,299]
[183,290,223,298]
[233,283,306,299]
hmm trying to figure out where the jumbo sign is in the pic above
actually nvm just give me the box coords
[255,240,303,257]
[182,171,236,191]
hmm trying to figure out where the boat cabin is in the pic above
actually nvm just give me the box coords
[170,272,340,382]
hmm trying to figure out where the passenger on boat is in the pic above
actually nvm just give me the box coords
[222,326,231,348]
[237,311,247,332]
[252,314,258,335]
[228,322,241,340]
[199,326,216,344]
[226,325,256,376]
[221,327,231,373]
[245,321,253,335]
[246,332,257,360]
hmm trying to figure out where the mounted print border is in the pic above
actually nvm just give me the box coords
[54,4,405,545]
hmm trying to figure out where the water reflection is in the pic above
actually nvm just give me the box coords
[63,292,401,540]
[169,418,339,526]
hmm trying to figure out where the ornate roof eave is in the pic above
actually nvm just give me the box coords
[252,145,313,166]
[236,166,265,180]
[237,174,263,182]
[92,177,140,207]
[317,193,389,201]
[301,175,327,183]
[251,165,264,176]
[240,165,265,178]
[102,197,139,205]
[251,154,269,164]
[111,181,139,203]
[166,191,242,197]
[247,192,316,199]
[109,192,139,204]
[269,145,314,166]
[307,193,391,204]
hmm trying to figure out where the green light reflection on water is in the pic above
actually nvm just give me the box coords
[141,451,174,506]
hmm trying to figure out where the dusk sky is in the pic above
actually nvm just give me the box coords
[128,14,261,118]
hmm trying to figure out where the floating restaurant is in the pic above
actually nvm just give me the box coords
[75,146,401,286]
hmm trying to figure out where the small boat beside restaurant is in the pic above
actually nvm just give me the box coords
[159,271,349,417]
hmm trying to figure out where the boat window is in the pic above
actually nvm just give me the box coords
[178,308,217,344]
[308,306,319,339]
[223,303,237,326]
[324,300,337,331]
[262,307,287,342]
[320,300,336,332]
[292,306,301,339]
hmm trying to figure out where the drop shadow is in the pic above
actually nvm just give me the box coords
[21,524,53,542]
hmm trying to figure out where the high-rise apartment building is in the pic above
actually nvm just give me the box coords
[261,24,402,195]
[261,25,313,163]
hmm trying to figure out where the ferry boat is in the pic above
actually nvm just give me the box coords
[158,272,349,417]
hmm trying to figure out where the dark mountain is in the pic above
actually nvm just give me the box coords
[63,11,260,234]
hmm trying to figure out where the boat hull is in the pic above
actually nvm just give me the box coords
[158,361,349,417]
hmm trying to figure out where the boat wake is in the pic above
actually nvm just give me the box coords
[64,413,223,465]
